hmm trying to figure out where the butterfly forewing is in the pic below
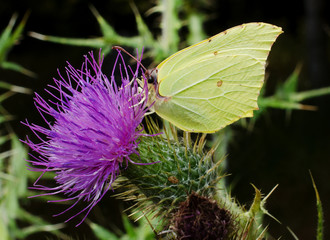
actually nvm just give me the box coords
[157,23,282,83]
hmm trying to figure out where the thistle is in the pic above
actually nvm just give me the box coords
[113,122,235,237]
[22,50,151,226]
[114,122,276,239]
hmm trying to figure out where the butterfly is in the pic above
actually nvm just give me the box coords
[149,22,282,133]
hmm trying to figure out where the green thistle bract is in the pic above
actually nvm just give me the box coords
[115,122,224,223]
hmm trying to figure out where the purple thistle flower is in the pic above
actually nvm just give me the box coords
[23,50,150,226]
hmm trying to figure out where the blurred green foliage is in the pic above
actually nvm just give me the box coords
[0,14,69,240]
[0,13,35,78]
[0,135,68,240]
[90,215,157,240]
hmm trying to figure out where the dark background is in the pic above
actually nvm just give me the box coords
[1,0,329,239]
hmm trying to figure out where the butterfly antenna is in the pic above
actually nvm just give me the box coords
[112,46,148,73]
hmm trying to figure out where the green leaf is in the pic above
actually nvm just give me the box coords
[290,86,330,103]
[0,80,32,94]
[0,91,15,103]
[279,64,301,97]
[90,215,157,240]
[0,12,34,76]
[259,65,330,113]
[158,0,182,55]
[0,14,18,61]
[90,222,120,240]
[29,31,106,48]
[16,208,68,239]
[0,62,36,78]
[187,12,207,45]
[130,2,157,48]
[2,135,28,219]
[30,7,144,57]
[309,171,323,240]
[258,97,317,111]
[0,134,9,146]
[122,215,136,238]
[0,217,9,240]
[90,5,119,40]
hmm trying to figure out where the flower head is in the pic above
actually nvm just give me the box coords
[23,50,149,226]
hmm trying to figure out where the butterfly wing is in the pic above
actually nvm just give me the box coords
[157,22,282,82]
[154,22,282,132]
[154,55,263,132]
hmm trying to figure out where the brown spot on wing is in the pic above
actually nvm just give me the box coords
[217,80,223,87]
